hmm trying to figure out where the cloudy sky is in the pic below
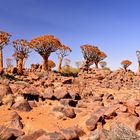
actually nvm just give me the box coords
[0,0,140,71]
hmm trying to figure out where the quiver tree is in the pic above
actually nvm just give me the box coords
[136,50,140,73]
[30,35,62,71]
[80,44,107,69]
[12,52,19,68]
[48,60,56,71]
[0,31,11,69]
[94,51,107,68]
[121,60,132,71]
[99,61,107,68]
[75,61,83,68]
[64,58,71,66]
[56,44,72,72]
[6,58,13,68]
[13,39,31,74]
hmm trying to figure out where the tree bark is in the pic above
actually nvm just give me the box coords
[16,59,19,68]
[17,58,23,75]
[138,61,140,73]
[95,61,98,68]
[57,57,63,72]
[0,47,3,69]
[42,55,49,71]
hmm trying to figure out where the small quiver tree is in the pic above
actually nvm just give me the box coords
[99,61,107,69]
[56,44,72,72]
[121,60,132,71]
[6,58,13,68]
[13,39,31,75]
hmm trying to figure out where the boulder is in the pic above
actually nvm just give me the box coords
[109,122,140,140]
[37,132,65,140]
[17,129,47,140]
[62,107,76,118]
[60,127,79,140]
[0,125,24,140]
[60,99,78,107]
[86,115,100,131]
[12,100,32,112]
[0,84,12,101]
[54,87,71,100]
[43,87,54,99]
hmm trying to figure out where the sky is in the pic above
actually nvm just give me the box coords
[0,0,140,71]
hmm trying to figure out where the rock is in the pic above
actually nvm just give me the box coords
[8,118,24,129]
[54,87,71,100]
[29,72,39,80]
[12,100,32,112]
[10,111,22,120]
[28,101,37,108]
[104,105,119,119]
[60,128,79,140]
[0,84,12,101]
[88,129,110,140]
[68,91,81,100]
[2,94,14,108]
[86,115,100,131]
[0,125,24,140]
[37,132,66,140]
[71,126,85,137]
[109,122,140,140]
[52,106,64,112]
[17,129,47,140]
[62,107,76,118]
[43,87,55,99]
[124,99,140,109]
[62,77,73,84]
[60,99,78,107]
[23,86,41,101]
[119,105,128,113]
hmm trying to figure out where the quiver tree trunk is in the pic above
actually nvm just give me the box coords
[16,59,19,68]
[58,57,63,72]
[138,61,140,73]
[42,55,49,71]
[95,61,99,68]
[0,47,3,69]
[17,58,23,75]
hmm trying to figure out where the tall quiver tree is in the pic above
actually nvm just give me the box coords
[13,39,31,74]
[80,44,107,69]
[30,35,62,71]
[136,51,140,73]
[80,44,100,68]
[0,31,11,69]
[56,44,72,72]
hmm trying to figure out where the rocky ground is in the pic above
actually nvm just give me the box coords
[0,68,140,140]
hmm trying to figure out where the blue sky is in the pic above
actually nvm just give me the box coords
[0,0,140,71]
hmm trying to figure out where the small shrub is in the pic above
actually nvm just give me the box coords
[61,66,80,77]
